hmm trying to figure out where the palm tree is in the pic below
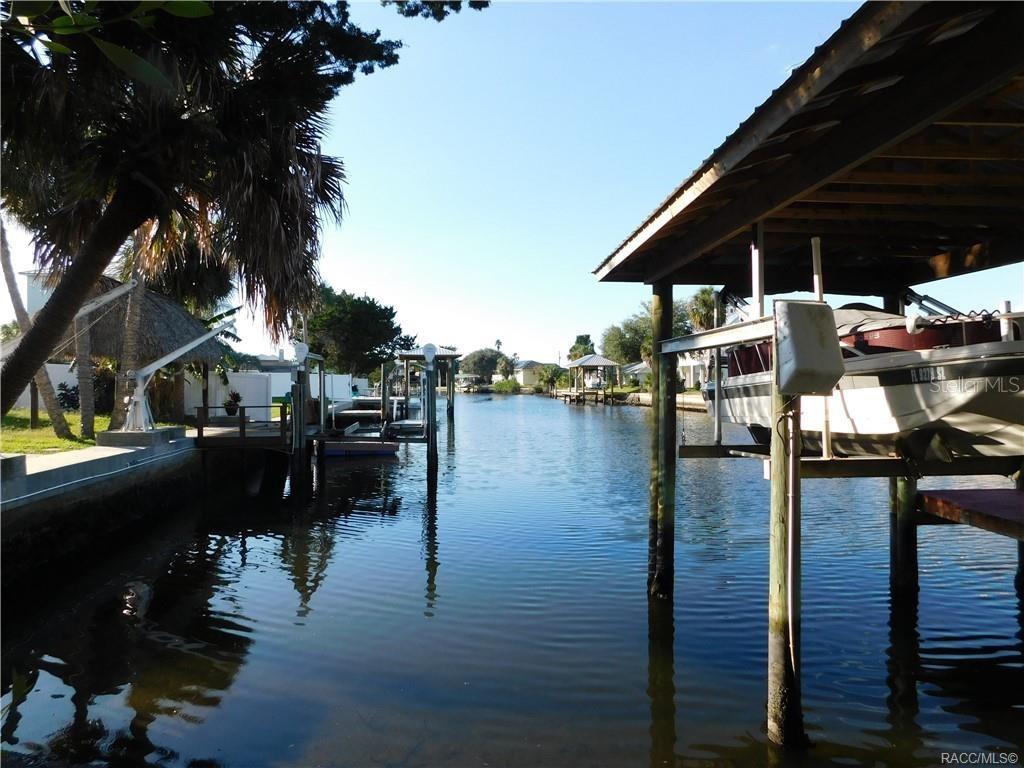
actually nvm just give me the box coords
[687,286,719,331]
[0,2,483,415]
[687,286,719,387]
[0,220,73,439]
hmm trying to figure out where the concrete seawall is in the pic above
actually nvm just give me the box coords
[623,391,707,412]
[1,439,274,584]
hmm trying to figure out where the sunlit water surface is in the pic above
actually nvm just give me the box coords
[3,395,1022,766]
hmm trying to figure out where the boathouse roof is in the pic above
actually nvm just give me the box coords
[568,353,620,369]
[594,2,1024,296]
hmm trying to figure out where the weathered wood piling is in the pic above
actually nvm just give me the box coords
[766,373,805,746]
[649,281,675,600]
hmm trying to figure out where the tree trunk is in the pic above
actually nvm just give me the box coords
[108,265,146,431]
[75,315,95,439]
[0,181,156,416]
[0,221,74,439]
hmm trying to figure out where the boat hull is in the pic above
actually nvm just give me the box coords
[322,440,400,457]
[707,341,1024,458]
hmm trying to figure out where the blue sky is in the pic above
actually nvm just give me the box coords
[4,2,1021,363]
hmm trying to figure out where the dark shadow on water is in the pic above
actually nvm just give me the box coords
[424,462,440,618]
[2,531,251,766]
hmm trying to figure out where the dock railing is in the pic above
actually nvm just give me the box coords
[661,315,774,447]
[196,404,289,442]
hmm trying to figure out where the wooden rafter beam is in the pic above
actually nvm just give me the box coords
[837,170,1024,187]
[765,205,1023,225]
[761,218,1022,241]
[799,189,1024,207]
[877,139,1024,161]
[643,4,1024,284]
[934,108,1024,127]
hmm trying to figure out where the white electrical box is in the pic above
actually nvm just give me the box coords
[774,300,845,396]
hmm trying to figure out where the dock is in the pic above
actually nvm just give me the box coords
[917,489,1023,540]
[588,1,1024,748]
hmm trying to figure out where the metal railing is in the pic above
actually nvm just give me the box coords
[196,404,289,441]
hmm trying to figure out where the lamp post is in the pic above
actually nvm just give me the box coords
[423,344,438,469]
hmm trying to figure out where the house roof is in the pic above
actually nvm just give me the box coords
[568,353,620,368]
[622,361,652,375]
[594,2,1024,296]
[514,359,547,370]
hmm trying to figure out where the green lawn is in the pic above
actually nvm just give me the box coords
[1,409,112,454]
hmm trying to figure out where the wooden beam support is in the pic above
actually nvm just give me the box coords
[934,108,1024,127]
[764,205,1023,225]
[799,189,1024,208]
[643,4,1024,284]
[836,170,1024,187]
[877,139,1024,162]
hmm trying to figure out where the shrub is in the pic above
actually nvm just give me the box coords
[492,379,521,394]
[57,382,80,410]
[532,384,544,394]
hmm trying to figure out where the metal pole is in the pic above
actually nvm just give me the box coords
[751,221,765,319]
[426,361,438,468]
[713,291,723,446]
[318,361,326,432]
[811,236,833,460]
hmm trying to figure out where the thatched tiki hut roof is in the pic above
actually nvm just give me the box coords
[43,276,225,366]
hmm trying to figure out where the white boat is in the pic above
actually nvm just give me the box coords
[705,306,1024,460]
[322,439,399,457]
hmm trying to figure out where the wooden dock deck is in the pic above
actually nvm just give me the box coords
[917,489,1023,540]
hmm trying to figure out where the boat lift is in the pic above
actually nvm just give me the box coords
[122,321,234,432]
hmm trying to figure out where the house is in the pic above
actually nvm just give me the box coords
[513,360,552,387]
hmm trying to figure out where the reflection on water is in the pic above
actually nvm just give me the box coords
[3,396,1022,766]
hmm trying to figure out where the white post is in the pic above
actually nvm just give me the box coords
[1000,300,1013,342]
[811,237,832,460]
[712,291,723,446]
[751,222,765,320]
[811,237,824,301]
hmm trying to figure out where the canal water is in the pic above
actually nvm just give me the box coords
[3,395,1022,766]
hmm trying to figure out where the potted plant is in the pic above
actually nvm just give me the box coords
[223,390,242,416]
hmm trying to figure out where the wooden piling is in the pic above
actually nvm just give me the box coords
[767,356,805,746]
[446,362,455,420]
[889,476,919,593]
[650,279,675,600]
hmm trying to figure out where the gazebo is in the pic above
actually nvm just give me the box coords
[567,353,620,391]
[53,277,224,365]
[5,276,225,422]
